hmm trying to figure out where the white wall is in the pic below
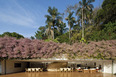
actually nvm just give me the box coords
[6,60,27,74]
[1,60,27,74]
[113,60,116,74]
[103,61,112,74]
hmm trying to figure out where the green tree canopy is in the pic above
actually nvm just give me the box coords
[45,7,63,39]
[0,32,24,39]
[35,26,47,40]
[94,0,116,25]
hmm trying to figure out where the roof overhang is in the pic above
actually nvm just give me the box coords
[8,59,112,62]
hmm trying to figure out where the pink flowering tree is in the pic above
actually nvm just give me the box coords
[0,37,116,60]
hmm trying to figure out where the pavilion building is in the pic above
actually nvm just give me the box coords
[0,54,116,74]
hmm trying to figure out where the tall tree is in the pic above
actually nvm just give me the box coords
[76,0,95,41]
[45,7,62,39]
[44,23,54,39]
[56,20,67,35]
[65,11,76,40]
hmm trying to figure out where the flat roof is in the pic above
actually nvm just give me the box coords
[7,59,112,62]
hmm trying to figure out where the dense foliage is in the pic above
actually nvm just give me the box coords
[57,32,69,43]
[0,37,116,60]
[90,22,116,41]
[0,32,24,39]
[34,0,116,44]
[94,0,116,25]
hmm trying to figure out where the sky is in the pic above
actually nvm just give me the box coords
[0,0,104,38]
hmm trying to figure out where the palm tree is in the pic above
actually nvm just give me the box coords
[45,7,62,39]
[76,0,95,41]
[45,15,53,39]
[65,11,76,40]
[56,20,67,35]
[44,23,54,39]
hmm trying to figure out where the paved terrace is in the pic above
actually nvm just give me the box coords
[0,72,116,77]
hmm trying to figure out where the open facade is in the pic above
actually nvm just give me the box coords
[0,58,116,75]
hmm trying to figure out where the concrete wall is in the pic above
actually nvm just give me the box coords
[113,60,116,74]
[103,60,112,74]
[1,60,27,74]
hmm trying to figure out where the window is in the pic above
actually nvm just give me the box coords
[14,63,21,68]
[77,64,81,67]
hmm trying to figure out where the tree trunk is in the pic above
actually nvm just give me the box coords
[69,25,71,40]
[53,24,55,40]
[82,7,84,39]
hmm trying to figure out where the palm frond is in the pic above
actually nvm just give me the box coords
[87,4,94,11]
[45,15,52,24]
[83,0,86,6]
[87,0,95,4]
[72,17,76,21]
[73,4,79,10]
[68,11,74,18]
[79,1,82,5]
[76,7,81,15]
[48,7,52,14]
[57,16,63,21]
[65,17,69,20]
